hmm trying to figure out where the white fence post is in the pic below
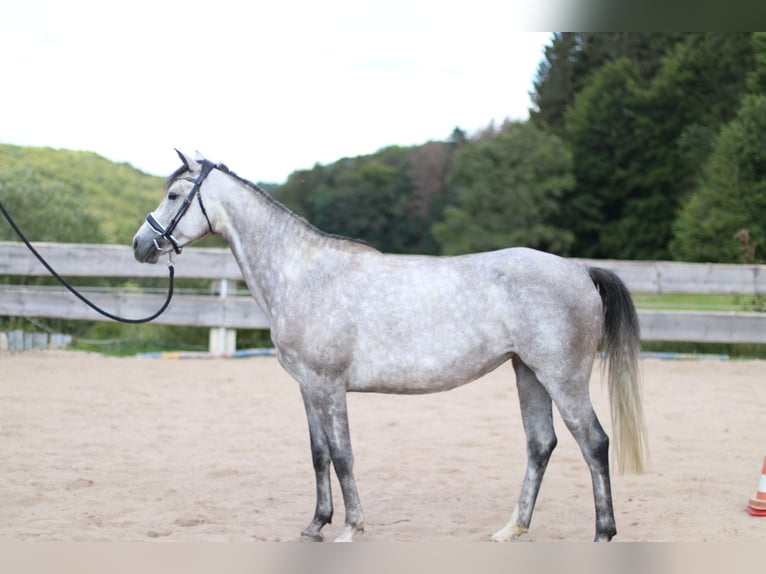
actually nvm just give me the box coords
[209,278,237,355]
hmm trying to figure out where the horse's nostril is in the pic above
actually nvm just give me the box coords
[133,238,138,250]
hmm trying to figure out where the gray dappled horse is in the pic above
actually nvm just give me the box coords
[133,150,648,542]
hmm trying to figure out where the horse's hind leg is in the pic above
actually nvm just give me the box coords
[492,357,557,541]
[554,388,616,541]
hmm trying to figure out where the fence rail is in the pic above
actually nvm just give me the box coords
[2,242,766,350]
[0,241,243,280]
[575,258,766,295]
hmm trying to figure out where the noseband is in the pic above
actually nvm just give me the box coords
[145,159,217,254]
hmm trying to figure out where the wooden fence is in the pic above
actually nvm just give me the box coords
[1,242,765,353]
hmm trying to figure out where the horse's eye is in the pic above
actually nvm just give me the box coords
[167,192,179,201]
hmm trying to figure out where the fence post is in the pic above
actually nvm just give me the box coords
[209,278,237,355]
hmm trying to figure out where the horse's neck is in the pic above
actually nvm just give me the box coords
[212,176,349,318]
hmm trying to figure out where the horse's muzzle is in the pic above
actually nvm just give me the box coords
[133,232,162,264]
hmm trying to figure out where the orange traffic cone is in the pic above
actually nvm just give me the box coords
[747,456,766,516]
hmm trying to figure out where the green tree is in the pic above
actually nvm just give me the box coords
[530,33,580,140]
[310,158,408,251]
[531,33,689,140]
[654,33,755,131]
[274,143,458,254]
[0,168,105,243]
[747,32,766,95]
[0,144,163,243]
[671,95,766,262]
[432,121,574,255]
[273,164,328,220]
[564,58,647,258]
[406,141,458,253]
[564,34,756,260]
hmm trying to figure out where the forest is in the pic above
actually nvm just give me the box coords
[3,33,766,265]
[273,32,766,264]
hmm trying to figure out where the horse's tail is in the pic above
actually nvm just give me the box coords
[588,267,648,474]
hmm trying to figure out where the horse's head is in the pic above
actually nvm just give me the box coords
[133,149,217,263]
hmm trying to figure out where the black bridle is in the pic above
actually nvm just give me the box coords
[145,159,218,254]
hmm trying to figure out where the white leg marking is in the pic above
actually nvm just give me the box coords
[333,525,360,542]
[491,506,528,542]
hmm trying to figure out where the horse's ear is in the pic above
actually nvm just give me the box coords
[174,148,200,171]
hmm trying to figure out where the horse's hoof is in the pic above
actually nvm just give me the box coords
[333,525,363,542]
[300,531,324,542]
[490,525,527,542]
[594,531,615,542]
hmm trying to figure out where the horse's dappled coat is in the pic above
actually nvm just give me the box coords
[133,150,647,542]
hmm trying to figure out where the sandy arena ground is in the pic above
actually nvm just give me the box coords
[1,351,765,542]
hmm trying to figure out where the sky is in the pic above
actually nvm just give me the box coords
[0,1,552,184]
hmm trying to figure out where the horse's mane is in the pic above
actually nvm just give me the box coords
[167,163,375,252]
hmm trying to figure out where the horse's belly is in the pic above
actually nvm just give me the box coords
[346,338,513,394]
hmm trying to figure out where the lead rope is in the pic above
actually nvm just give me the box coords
[0,199,174,324]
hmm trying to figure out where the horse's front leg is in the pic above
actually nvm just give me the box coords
[300,382,365,542]
[300,399,334,541]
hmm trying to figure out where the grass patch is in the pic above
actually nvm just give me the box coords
[641,340,766,359]
[632,292,765,312]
